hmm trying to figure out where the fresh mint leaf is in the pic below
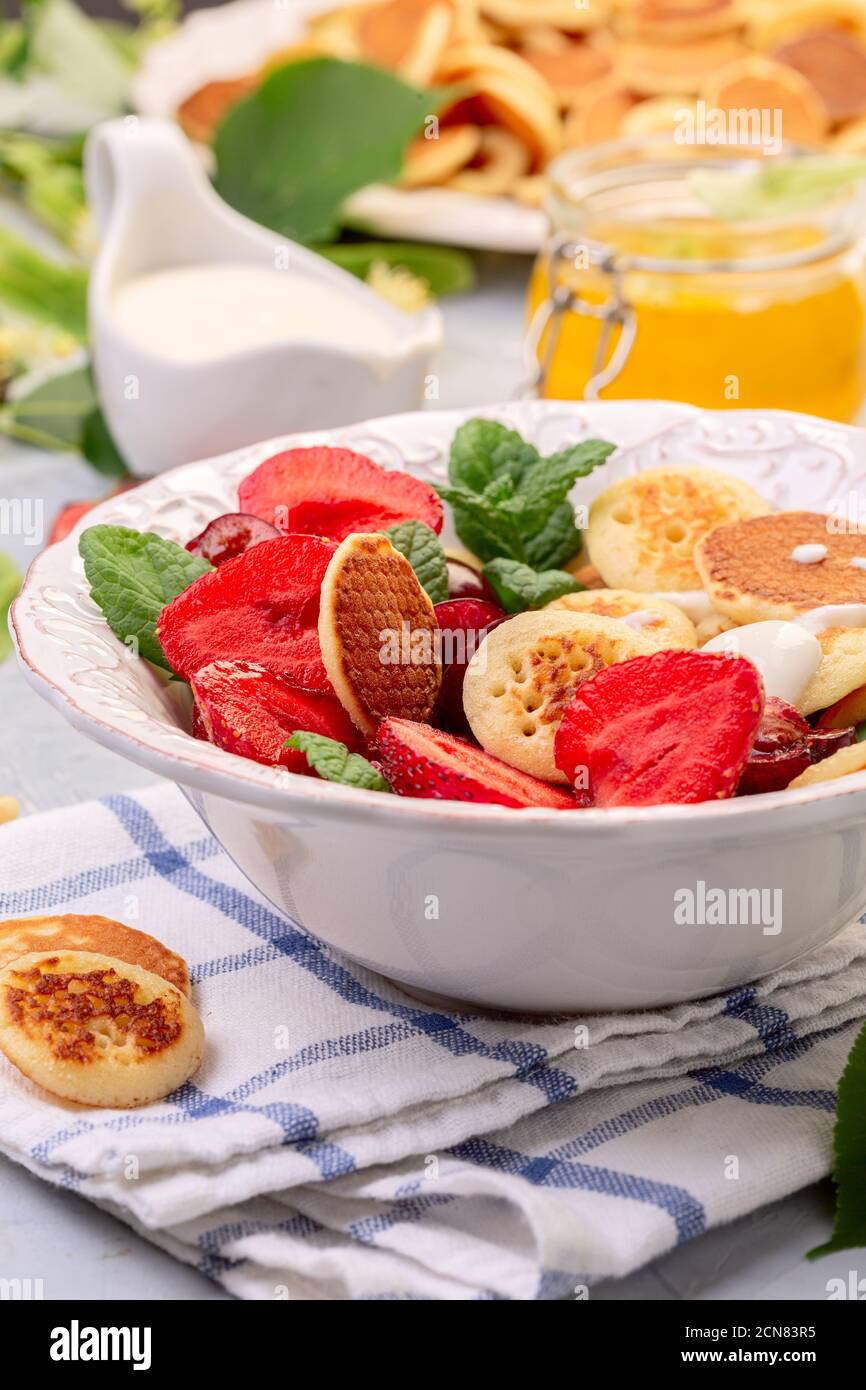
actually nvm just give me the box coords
[0,552,21,663]
[483,558,582,614]
[382,520,448,604]
[436,481,527,565]
[856,721,866,744]
[81,405,127,479]
[286,731,391,791]
[524,502,584,571]
[503,439,615,535]
[449,418,539,494]
[214,58,429,244]
[808,1019,866,1258]
[1,367,129,479]
[79,524,211,670]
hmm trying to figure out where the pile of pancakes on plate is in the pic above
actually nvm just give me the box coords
[178,0,866,207]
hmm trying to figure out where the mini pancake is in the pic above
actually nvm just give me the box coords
[437,43,557,100]
[616,0,742,42]
[695,611,738,644]
[0,951,204,1108]
[357,0,454,74]
[545,588,698,650]
[694,511,866,623]
[617,34,747,96]
[747,1,866,51]
[0,915,189,995]
[702,56,829,144]
[564,85,635,144]
[462,69,563,165]
[400,124,482,187]
[176,76,256,144]
[833,113,866,151]
[318,533,441,735]
[798,627,866,716]
[620,95,696,137]
[448,127,530,194]
[479,0,603,31]
[519,43,615,107]
[773,29,866,124]
[587,467,771,593]
[462,610,653,781]
[788,740,866,788]
[0,797,18,824]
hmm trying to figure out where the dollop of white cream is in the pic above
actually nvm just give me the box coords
[790,544,828,564]
[850,557,866,570]
[795,604,866,635]
[703,620,821,704]
[651,590,717,624]
[621,610,661,631]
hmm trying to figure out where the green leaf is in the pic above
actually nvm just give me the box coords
[214,58,429,244]
[855,721,866,744]
[286,731,391,791]
[317,240,475,297]
[689,157,866,223]
[0,552,21,664]
[0,223,87,338]
[808,1019,866,1259]
[503,439,616,536]
[449,418,539,494]
[81,405,128,479]
[483,558,582,614]
[79,524,211,670]
[524,501,584,571]
[3,365,95,451]
[382,519,448,604]
[436,480,527,565]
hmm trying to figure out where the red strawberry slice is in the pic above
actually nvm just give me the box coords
[554,650,764,807]
[158,533,335,690]
[238,446,443,542]
[191,701,209,741]
[191,661,364,773]
[377,717,575,809]
[186,512,280,567]
[433,598,506,732]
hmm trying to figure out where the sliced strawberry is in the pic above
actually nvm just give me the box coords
[191,661,364,773]
[554,650,764,807]
[433,598,506,732]
[377,717,575,809]
[186,512,280,567]
[191,701,209,741]
[158,533,335,690]
[238,446,443,542]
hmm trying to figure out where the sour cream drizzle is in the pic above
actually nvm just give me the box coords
[790,544,828,564]
[703,621,821,705]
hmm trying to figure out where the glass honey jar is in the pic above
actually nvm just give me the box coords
[525,138,866,422]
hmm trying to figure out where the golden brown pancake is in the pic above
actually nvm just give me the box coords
[318,533,441,735]
[520,43,615,107]
[617,33,747,95]
[788,740,866,788]
[618,0,742,42]
[773,28,866,124]
[0,915,189,995]
[400,124,482,187]
[545,589,698,650]
[0,951,204,1108]
[587,467,771,592]
[703,56,829,143]
[695,511,866,623]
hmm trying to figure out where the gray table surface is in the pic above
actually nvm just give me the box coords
[0,254,858,1300]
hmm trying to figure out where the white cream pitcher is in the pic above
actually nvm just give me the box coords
[85,118,442,477]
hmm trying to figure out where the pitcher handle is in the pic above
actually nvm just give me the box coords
[84,117,209,241]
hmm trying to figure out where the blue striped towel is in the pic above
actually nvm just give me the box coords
[0,784,863,1300]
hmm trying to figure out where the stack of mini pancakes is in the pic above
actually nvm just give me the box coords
[0,915,203,1108]
[178,0,866,209]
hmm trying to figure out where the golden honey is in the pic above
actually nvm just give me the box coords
[527,142,866,422]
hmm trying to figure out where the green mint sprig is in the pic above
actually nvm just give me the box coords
[483,558,582,614]
[381,519,448,604]
[286,731,391,791]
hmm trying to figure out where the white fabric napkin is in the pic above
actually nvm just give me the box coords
[0,784,862,1300]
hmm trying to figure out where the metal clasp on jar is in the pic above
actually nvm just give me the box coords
[519,234,637,401]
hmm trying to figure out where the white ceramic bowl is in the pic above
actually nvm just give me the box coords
[12,401,866,1013]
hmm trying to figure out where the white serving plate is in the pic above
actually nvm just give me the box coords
[130,0,547,254]
[12,400,866,1013]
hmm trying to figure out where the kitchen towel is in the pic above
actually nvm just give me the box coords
[0,783,862,1300]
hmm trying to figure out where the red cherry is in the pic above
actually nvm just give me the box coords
[433,599,506,733]
[446,558,496,603]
